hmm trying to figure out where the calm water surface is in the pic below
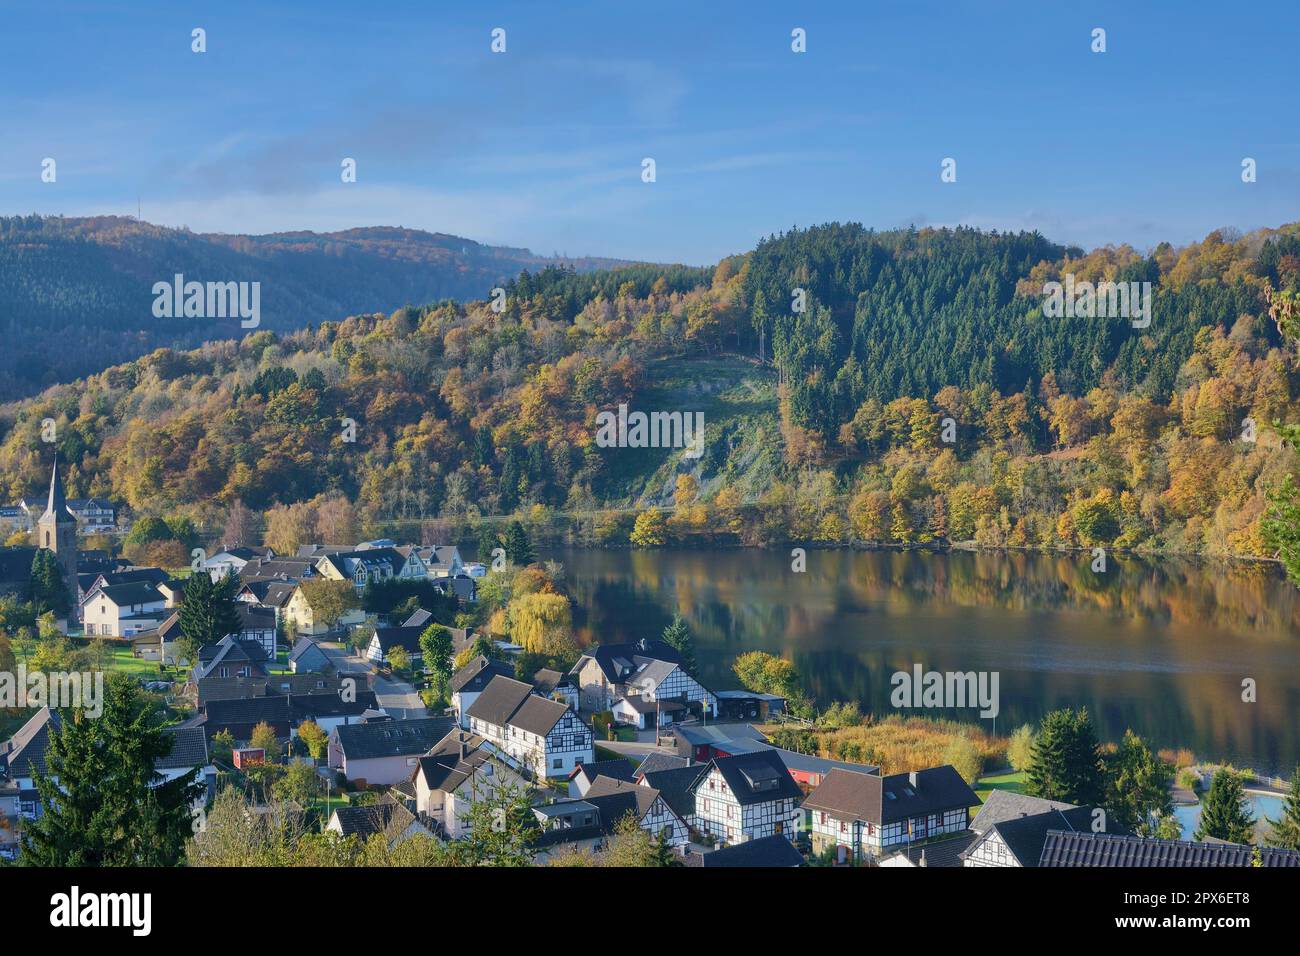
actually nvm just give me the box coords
[549,547,1300,776]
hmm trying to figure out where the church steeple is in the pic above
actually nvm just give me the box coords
[37,453,78,608]
[42,455,74,524]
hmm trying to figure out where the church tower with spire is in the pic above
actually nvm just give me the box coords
[38,455,78,600]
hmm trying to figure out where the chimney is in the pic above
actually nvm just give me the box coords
[908,771,918,788]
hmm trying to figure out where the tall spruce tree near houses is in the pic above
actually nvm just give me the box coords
[1103,730,1176,835]
[1025,707,1106,806]
[178,571,242,664]
[21,674,202,866]
[1265,767,1300,850]
[29,548,70,617]
[661,615,697,674]
[1195,769,1256,844]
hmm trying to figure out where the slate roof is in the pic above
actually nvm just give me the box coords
[634,753,691,777]
[509,694,570,737]
[0,707,60,778]
[803,765,979,825]
[1039,830,1300,867]
[414,730,495,794]
[970,789,1078,833]
[570,758,637,789]
[571,639,684,684]
[641,765,705,820]
[967,806,1099,867]
[583,775,662,819]
[234,603,276,630]
[332,717,456,761]
[289,637,328,663]
[330,795,425,840]
[402,608,433,628]
[192,634,270,680]
[532,668,570,694]
[0,546,37,587]
[204,691,378,728]
[694,750,804,806]
[882,831,980,867]
[450,655,514,695]
[371,625,424,655]
[93,581,166,607]
[685,835,804,868]
[157,726,209,770]
[465,675,535,727]
[532,791,641,848]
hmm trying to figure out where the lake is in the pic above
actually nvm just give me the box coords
[549,547,1300,776]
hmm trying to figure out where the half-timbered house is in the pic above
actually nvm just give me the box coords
[465,675,593,780]
[689,749,803,846]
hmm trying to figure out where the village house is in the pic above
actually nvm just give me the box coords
[639,763,703,832]
[570,639,705,715]
[450,654,516,728]
[365,624,425,667]
[803,765,979,862]
[82,581,169,637]
[192,634,270,684]
[410,728,529,839]
[958,791,1119,868]
[568,758,636,797]
[288,637,333,674]
[199,690,380,744]
[194,672,347,708]
[327,793,433,847]
[201,547,274,580]
[465,675,594,780]
[328,717,456,786]
[314,547,411,590]
[690,749,804,847]
[129,611,185,666]
[0,709,213,827]
[583,774,690,847]
[533,667,579,709]
[415,545,463,578]
[530,787,670,863]
[233,603,278,659]
[283,583,367,637]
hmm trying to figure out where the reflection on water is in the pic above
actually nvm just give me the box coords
[551,547,1300,776]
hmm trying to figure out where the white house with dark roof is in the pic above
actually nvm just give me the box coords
[202,547,273,580]
[690,749,804,847]
[450,655,516,728]
[583,774,690,847]
[803,765,980,860]
[465,675,593,780]
[82,581,169,637]
[411,728,529,839]
[326,793,433,847]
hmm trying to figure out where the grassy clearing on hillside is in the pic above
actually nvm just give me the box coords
[605,355,782,507]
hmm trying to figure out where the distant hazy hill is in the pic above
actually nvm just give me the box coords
[0,215,635,400]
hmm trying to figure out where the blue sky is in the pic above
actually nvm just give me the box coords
[1,0,1297,264]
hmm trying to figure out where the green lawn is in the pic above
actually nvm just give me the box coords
[100,646,165,680]
[974,770,1027,804]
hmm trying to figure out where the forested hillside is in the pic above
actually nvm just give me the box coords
[0,215,633,399]
[2,221,1299,563]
